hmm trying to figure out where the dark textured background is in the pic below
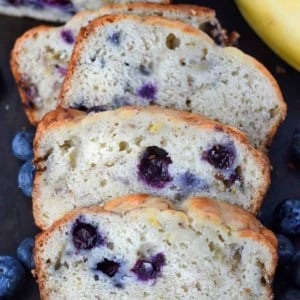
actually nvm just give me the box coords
[0,0,299,299]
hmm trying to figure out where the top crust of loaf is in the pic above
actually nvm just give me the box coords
[10,4,216,125]
[35,195,277,300]
[58,14,286,149]
[33,106,271,229]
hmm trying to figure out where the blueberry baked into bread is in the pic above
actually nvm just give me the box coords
[33,106,270,229]
[34,195,278,300]
[10,3,226,125]
[0,0,169,22]
[59,14,286,149]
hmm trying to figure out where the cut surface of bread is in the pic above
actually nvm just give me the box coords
[33,106,270,229]
[10,3,223,125]
[59,14,286,149]
[34,195,278,300]
[0,0,169,22]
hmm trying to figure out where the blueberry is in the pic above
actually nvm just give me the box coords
[292,130,300,164]
[131,253,165,282]
[60,29,74,44]
[12,129,35,161]
[17,238,35,270]
[277,234,295,267]
[177,172,208,195]
[18,160,35,197]
[227,167,242,187]
[278,288,300,300]
[42,0,76,13]
[137,83,157,100]
[19,78,37,109]
[72,220,104,250]
[0,256,25,298]
[108,32,121,45]
[203,144,235,170]
[274,200,300,235]
[138,146,173,188]
[96,259,120,277]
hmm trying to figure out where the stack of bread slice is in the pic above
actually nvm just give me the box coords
[11,3,286,299]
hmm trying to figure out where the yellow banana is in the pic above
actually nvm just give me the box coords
[235,0,300,71]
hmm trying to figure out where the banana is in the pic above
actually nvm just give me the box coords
[235,0,300,71]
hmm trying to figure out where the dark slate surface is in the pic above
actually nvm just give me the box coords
[0,0,299,299]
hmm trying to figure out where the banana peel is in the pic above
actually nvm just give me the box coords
[235,0,300,71]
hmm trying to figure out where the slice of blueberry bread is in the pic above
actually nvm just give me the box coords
[33,106,270,229]
[0,0,170,22]
[34,194,278,300]
[10,4,227,125]
[59,14,286,149]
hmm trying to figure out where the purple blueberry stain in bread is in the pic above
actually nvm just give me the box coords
[202,143,236,170]
[108,31,121,46]
[138,146,173,188]
[42,0,76,13]
[71,219,104,250]
[19,77,38,109]
[56,65,67,76]
[227,166,242,188]
[96,259,120,278]
[131,253,165,282]
[137,83,157,100]
[176,172,208,195]
[112,97,130,108]
[60,29,75,44]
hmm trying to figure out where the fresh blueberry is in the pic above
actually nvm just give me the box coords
[277,234,295,267]
[278,288,300,300]
[0,256,25,298]
[96,259,120,277]
[274,200,300,235]
[203,144,235,170]
[131,253,165,282]
[18,160,35,197]
[72,220,104,250]
[12,129,35,161]
[138,146,173,188]
[17,238,35,270]
[60,29,74,44]
[137,83,157,100]
[108,32,121,45]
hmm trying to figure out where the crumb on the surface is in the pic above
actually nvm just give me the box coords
[275,66,287,75]
[4,104,10,111]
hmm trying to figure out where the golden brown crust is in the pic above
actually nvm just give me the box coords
[34,195,277,299]
[98,3,215,18]
[33,106,270,229]
[10,4,215,126]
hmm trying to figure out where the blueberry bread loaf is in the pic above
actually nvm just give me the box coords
[33,106,270,229]
[10,4,226,125]
[0,0,169,22]
[59,14,286,149]
[34,194,278,300]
